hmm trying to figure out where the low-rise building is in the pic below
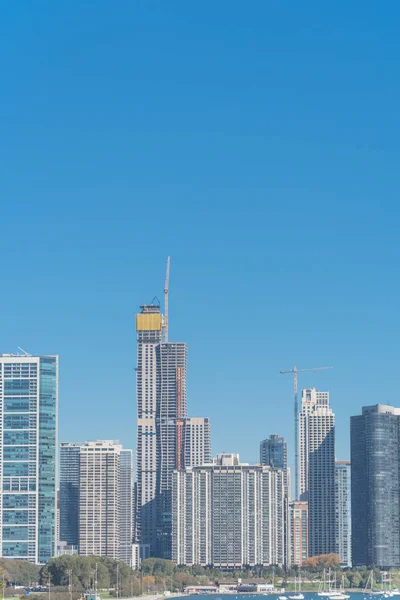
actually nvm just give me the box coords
[132,543,150,570]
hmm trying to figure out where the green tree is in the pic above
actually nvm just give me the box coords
[0,559,39,586]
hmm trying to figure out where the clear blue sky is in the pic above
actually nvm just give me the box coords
[1,2,399,468]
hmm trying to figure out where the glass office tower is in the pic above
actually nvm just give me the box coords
[59,442,82,548]
[0,354,58,563]
[260,434,288,469]
[351,404,400,567]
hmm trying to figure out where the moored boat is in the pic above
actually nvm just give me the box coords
[288,575,304,600]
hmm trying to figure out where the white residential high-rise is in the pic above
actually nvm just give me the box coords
[172,459,288,567]
[215,453,240,466]
[0,354,58,564]
[335,460,351,567]
[79,441,120,559]
[300,388,335,557]
[120,449,134,566]
[182,417,212,467]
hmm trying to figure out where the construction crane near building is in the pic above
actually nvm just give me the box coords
[280,365,333,500]
[163,256,171,343]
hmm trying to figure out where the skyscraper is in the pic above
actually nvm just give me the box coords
[335,461,351,567]
[59,442,82,549]
[120,449,134,566]
[79,440,120,559]
[0,354,58,563]
[260,435,290,572]
[260,434,287,469]
[136,304,163,552]
[260,434,290,498]
[351,404,400,567]
[135,298,210,558]
[158,341,187,558]
[289,501,308,566]
[172,459,287,567]
[300,388,335,557]
[182,417,212,467]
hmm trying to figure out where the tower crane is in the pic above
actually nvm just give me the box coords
[280,365,333,500]
[163,256,170,342]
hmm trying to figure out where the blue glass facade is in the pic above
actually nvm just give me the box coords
[59,442,82,548]
[351,404,400,567]
[0,356,58,563]
[260,434,287,469]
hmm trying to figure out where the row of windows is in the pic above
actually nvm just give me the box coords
[3,479,37,492]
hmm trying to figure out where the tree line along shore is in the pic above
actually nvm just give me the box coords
[0,554,396,599]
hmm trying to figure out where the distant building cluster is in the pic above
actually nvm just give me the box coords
[0,265,396,568]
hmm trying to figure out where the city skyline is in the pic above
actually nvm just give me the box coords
[0,293,351,470]
[1,0,399,572]
[0,262,350,472]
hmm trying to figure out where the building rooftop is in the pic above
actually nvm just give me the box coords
[361,403,400,416]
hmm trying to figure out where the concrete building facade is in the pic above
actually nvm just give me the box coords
[182,417,212,468]
[79,440,120,559]
[120,449,134,566]
[335,460,351,567]
[172,461,287,567]
[215,453,240,466]
[290,500,308,566]
[300,388,335,557]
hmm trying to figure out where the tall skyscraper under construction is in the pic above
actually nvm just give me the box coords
[136,304,163,554]
[136,263,211,558]
[136,304,188,557]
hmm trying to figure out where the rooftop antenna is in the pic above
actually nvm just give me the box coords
[163,256,170,342]
[280,365,333,500]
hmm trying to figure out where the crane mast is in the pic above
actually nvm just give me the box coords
[280,365,333,500]
[163,256,170,343]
